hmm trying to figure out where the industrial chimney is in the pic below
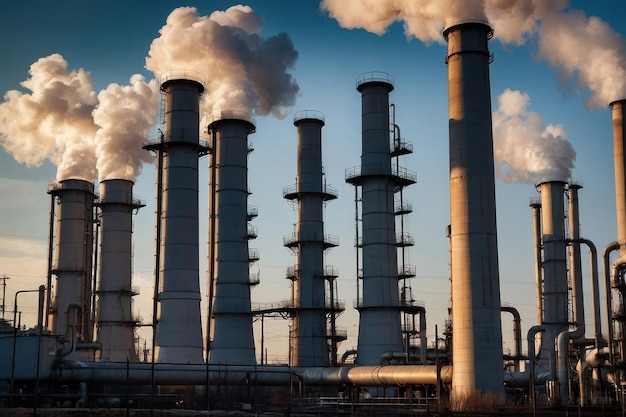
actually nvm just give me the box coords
[535,181,569,391]
[148,71,205,364]
[47,179,96,345]
[346,72,415,366]
[283,110,339,367]
[207,110,257,366]
[610,99,626,376]
[443,21,504,397]
[95,179,144,362]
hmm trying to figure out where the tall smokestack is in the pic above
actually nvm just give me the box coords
[612,100,626,254]
[346,72,415,366]
[284,110,338,366]
[443,21,504,397]
[47,179,96,343]
[536,180,568,394]
[95,179,143,362]
[152,72,205,364]
[207,111,257,365]
[610,99,626,376]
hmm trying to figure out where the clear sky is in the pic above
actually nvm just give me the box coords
[0,0,625,364]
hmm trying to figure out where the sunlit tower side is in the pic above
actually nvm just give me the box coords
[443,21,504,397]
[207,110,257,366]
[346,72,416,366]
[95,179,144,362]
[283,110,341,367]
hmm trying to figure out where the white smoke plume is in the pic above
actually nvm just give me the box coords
[0,54,99,181]
[492,89,575,184]
[320,0,626,106]
[93,75,160,182]
[537,10,626,109]
[146,5,299,118]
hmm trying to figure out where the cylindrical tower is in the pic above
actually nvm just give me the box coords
[47,179,96,343]
[536,180,569,385]
[610,99,626,376]
[95,179,144,362]
[443,21,504,397]
[346,72,414,366]
[283,110,338,366]
[612,100,626,253]
[154,72,205,364]
[208,111,257,365]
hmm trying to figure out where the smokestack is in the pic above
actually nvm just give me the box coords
[47,179,96,343]
[95,179,144,362]
[207,111,257,365]
[443,21,504,397]
[610,99,626,378]
[151,72,205,364]
[346,72,415,366]
[611,100,626,254]
[536,180,569,393]
[284,110,338,366]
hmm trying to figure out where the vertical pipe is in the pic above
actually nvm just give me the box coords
[530,200,543,325]
[350,73,403,366]
[156,74,205,364]
[208,111,256,365]
[568,183,585,341]
[46,194,55,329]
[443,21,504,396]
[96,179,142,362]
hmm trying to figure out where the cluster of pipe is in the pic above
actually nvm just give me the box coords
[47,177,144,362]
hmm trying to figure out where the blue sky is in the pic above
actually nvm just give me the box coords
[0,0,625,363]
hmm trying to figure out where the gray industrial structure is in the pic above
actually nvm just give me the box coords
[207,111,257,366]
[95,179,144,362]
[346,72,416,366]
[443,21,504,397]
[283,110,340,367]
[151,72,206,364]
[5,18,626,415]
[47,179,96,349]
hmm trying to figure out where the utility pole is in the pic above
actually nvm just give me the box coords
[0,275,9,320]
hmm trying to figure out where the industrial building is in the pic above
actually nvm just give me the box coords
[3,18,626,416]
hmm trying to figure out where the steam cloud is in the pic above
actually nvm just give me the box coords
[93,75,160,181]
[320,0,626,107]
[492,89,575,184]
[146,5,299,118]
[0,54,160,182]
[0,54,99,181]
